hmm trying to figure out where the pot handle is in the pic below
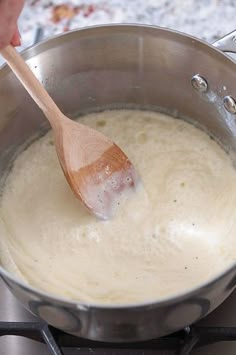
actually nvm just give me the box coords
[212,30,236,53]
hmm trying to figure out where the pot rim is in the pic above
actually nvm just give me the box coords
[0,23,235,311]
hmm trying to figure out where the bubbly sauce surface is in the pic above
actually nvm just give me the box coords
[1,109,236,304]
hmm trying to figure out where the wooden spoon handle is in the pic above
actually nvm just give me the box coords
[0,45,62,126]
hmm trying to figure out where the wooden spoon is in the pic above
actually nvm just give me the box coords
[1,45,139,219]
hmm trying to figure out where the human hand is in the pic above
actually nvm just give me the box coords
[0,0,24,49]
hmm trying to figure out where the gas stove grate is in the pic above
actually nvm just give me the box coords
[1,322,236,355]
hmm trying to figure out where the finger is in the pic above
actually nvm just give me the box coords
[0,0,24,49]
[11,27,21,47]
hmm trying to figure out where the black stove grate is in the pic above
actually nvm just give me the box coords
[1,322,236,355]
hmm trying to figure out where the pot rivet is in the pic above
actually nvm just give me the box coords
[191,74,208,93]
[223,96,236,114]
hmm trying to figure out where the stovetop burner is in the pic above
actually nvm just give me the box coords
[2,278,236,355]
[1,322,236,355]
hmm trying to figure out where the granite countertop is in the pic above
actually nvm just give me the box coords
[19,0,236,49]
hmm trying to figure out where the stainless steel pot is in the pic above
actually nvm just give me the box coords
[0,25,236,342]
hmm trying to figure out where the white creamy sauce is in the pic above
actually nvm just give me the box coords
[1,109,236,304]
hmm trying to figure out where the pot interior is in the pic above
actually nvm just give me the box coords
[0,25,236,296]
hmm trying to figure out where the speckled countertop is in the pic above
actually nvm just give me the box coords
[18,0,236,49]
